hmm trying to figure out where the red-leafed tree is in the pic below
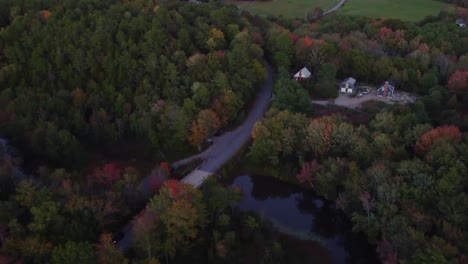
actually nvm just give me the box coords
[166,179,181,199]
[417,43,430,52]
[160,162,171,177]
[415,125,462,153]
[296,159,320,187]
[447,70,468,94]
[89,163,121,188]
[102,163,121,183]
[376,239,398,264]
[289,33,299,43]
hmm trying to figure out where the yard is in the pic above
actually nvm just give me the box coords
[228,0,340,19]
[338,0,451,21]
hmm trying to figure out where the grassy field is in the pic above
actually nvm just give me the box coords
[229,0,340,19]
[338,0,450,21]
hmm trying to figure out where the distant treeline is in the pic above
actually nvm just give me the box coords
[435,0,468,8]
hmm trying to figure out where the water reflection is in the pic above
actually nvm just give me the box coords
[232,174,378,264]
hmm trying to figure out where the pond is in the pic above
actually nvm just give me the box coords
[231,174,378,264]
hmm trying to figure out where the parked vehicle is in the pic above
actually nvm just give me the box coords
[113,232,124,244]
[214,129,225,137]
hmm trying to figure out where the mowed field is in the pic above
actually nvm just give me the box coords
[229,0,340,19]
[338,0,450,21]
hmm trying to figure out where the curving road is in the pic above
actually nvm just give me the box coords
[117,62,273,250]
[173,63,273,173]
[323,0,346,16]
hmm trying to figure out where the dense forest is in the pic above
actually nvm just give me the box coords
[0,0,277,263]
[247,5,468,264]
[0,0,266,167]
[1,0,468,263]
[436,0,468,8]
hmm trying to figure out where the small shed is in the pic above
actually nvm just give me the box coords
[293,67,312,80]
[377,81,395,97]
[456,18,466,28]
[339,77,357,94]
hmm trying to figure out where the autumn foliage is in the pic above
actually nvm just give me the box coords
[89,163,121,188]
[40,10,52,20]
[162,179,194,201]
[296,159,320,187]
[160,162,171,176]
[447,70,468,94]
[189,109,221,150]
[415,125,462,153]
[307,116,335,157]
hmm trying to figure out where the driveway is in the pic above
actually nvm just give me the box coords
[312,90,417,109]
[117,62,273,250]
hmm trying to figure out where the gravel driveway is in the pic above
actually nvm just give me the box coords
[313,90,417,109]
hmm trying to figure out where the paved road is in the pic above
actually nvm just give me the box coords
[173,63,273,174]
[117,62,273,250]
[323,0,346,16]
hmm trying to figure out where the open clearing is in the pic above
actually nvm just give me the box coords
[338,0,450,21]
[229,0,340,19]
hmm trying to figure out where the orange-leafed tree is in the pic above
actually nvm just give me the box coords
[148,180,206,261]
[415,125,462,154]
[212,89,242,127]
[306,116,336,157]
[189,109,220,151]
[189,121,205,151]
[96,233,128,264]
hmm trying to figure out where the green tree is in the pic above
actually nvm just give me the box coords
[212,89,243,127]
[273,77,313,115]
[249,109,308,166]
[51,241,97,264]
[96,233,129,264]
[314,63,337,99]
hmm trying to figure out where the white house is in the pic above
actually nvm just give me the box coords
[293,67,312,80]
[456,18,466,28]
[339,77,357,94]
[377,81,395,97]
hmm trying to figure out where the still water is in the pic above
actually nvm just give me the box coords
[232,174,378,264]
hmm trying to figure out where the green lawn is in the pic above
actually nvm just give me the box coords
[338,0,450,21]
[229,0,340,19]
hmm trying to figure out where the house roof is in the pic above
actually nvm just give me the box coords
[342,77,356,84]
[294,67,311,78]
